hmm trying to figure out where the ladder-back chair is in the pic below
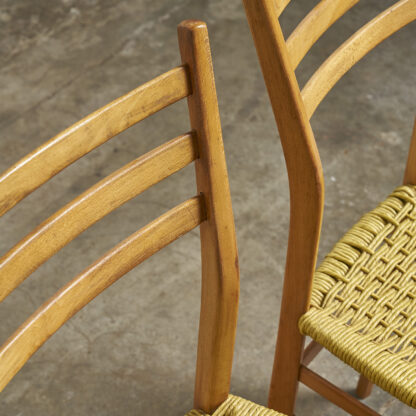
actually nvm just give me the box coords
[243,0,416,415]
[0,20,243,415]
[0,19,290,416]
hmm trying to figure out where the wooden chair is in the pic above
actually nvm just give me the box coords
[243,0,416,415]
[0,19,289,416]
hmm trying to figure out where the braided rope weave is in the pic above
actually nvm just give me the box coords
[299,185,416,407]
[186,394,286,415]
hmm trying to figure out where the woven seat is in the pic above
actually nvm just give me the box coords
[299,185,416,406]
[187,394,286,416]
[243,0,416,413]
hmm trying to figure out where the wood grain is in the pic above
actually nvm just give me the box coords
[242,1,324,413]
[299,366,379,416]
[403,118,416,185]
[0,196,204,392]
[286,0,360,70]
[244,0,416,414]
[0,21,240,413]
[276,0,291,17]
[302,0,416,119]
[178,20,240,414]
[0,133,197,302]
[302,340,323,367]
[356,374,374,400]
[0,66,191,217]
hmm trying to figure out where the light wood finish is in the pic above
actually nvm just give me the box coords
[403,118,416,185]
[276,0,291,17]
[302,0,416,119]
[286,0,360,70]
[0,133,197,302]
[0,66,191,217]
[178,21,240,413]
[0,21,239,414]
[242,1,324,413]
[302,340,323,367]
[356,375,374,400]
[299,366,379,416]
[0,197,204,392]
[243,0,416,415]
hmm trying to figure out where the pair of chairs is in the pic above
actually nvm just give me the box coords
[0,1,415,415]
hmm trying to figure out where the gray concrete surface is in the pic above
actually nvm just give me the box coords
[0,0,415,415]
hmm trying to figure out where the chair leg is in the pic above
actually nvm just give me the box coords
[356,375,373,399]
[268,302,306,415]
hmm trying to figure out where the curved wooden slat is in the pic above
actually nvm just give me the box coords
[276,0,291,17]
[0,196,204,392]
[0,133,197,302]
[302,0,416,119]
[0,66,191,216]
[286,0,360,70]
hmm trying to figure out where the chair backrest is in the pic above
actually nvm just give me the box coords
[242,0,415,408]
[0,20,239,414]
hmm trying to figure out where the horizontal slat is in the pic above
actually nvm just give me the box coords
[0,133,197,302]
[0,196,204,392]
[299,365,379,416]
[302,0,416,119]
[0,66,191,216]
[286,0,360,70]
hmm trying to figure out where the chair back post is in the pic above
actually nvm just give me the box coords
[178,21,240,413]
[0,21,239,411]
[242,1,324,413]
[403,118,416,185]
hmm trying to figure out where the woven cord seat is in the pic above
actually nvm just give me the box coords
[186,394,286,415]
[299,185,416,407]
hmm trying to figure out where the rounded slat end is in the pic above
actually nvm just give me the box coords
[178,20,207,32]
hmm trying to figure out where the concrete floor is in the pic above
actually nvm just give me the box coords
[0,0,415,415]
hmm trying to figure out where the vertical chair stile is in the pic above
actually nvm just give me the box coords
[178,21,240,413]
